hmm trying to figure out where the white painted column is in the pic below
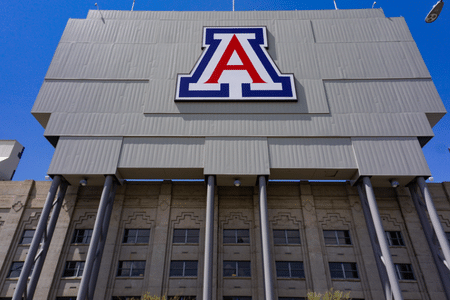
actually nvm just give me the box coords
[203,175,215,300]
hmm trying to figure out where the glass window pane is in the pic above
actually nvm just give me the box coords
[336,230,351,245]
[323,230,338,245]
[184,261,198,276]
[20,230,35,244]
[136,229,150,243]
[186,229,200,243]
[238,261,251,277]
[170,261,184,277]
[273,230,286,244]
[276,262,289,277]
[223,261,237,277]
[8,262,23,278]
[236,230,249,243]
[286,230,301,244]
[223,230,236,243]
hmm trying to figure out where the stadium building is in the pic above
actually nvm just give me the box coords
[0,8,448,300]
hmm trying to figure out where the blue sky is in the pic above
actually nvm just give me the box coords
[1,0,449,182]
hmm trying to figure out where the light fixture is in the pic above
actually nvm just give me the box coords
[425,0,444,23]
[80,178,88,186]
[390,179,400,188]
[234,179,241,187]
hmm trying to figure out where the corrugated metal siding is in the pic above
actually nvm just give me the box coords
[118,137,204,168]
[46,43,154,79]
[61,19,160,43]
[268,138,357,168]
[315,42,430,79]
[324,79,445,114]
[44,112,434,137]
[352,137,431,176]
[32,80,148,113]
[144,79,328,114]
[312,17,413,43]
[204,138,269,175]
[48,137,123,175]
[86,9,386,21]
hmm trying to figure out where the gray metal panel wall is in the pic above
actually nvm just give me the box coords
[85,9,386,21]
[268,138,357,169]
[352,137,431,176]
[204,138,270,175]
[48,137,123,175]
[118,137,204,168]
[44,112,434,137]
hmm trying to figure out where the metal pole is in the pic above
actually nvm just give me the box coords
[77,175,114,300]
[362,177,403,300]
[409,183,450,299]
[357,184,392,300]
[259,175,275,300]
[202,176,215,300]
[13,175,62,300]
[88,181,118,300]
[417,177,450,269]
[26,180,68,299]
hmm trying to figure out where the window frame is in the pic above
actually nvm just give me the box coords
[275,261,305,278]
[173,229,200,244]
[273,229,301,245]
[169,260,198,277]
[117,260,146,277]
[395,263,415,280]
[122,229,150,244]
[385,231,405,246]
[72,229,93,244]
[63,261,85,277]
[329,262,359,279]
[323,230,352,245]
[223,261,251,277]
[223,229,250,244]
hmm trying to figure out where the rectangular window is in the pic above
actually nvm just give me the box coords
[173,229,200,244]
[63,261,85,277]
[8,262,24,278]
[223,229,250,244]
[329,262,359,279]
[223,297,252,300]
[323,230,351,245]
[273,230,301,245]
[20,229,35,244]
[395,263,415,280]
[446,232,450,243]
[276,261,305,278]
[72,229,93,244]
[112,297,141,300]
[223,261,251,277]
[386,231,405,246]
[123,229,150,244]
[168,297,196,300]
[117,261,146,277]
[169,261,198,277]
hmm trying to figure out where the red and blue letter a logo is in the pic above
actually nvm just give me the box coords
[176,27,297,101]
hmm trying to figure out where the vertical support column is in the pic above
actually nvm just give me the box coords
[202,176,215,300]
[13,175,62,300]
[26,180,69,299]
[258,176,275,300]
[88,181,118,299]
[77,175,114,300]
[362,177,403,300]
[300,181,328,293]
[409,182,450,299]
[357,184,392,300]
[146,180,173,296]
[416,177,450,268]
